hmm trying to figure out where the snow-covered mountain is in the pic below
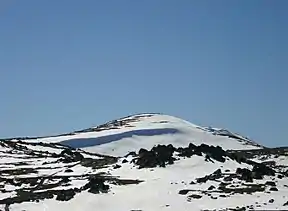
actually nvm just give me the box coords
[14,113,263,156]
[1,113,287,211]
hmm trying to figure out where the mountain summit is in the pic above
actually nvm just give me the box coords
[20,113,263,156]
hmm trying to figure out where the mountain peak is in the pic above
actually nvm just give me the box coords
[18,113,263,156]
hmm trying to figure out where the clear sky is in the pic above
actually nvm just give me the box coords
[0,1,287,147]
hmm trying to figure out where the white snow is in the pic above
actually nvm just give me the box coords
[6,154,288,211]
[22,114,262,156]
[1,113,287,211]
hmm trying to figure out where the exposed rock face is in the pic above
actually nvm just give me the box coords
[133,143,231,169]
[134,145,176,168]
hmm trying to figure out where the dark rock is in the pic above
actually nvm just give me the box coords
[122,159,128,163]
[134,145,176,168]
[196,175,209,183]
[270,187,278,191]
[177,144,195,157]
[139,148,148,155]
[205,155,214,163]
[277,174,284,179]
[208,185,216,190]
[83,177,110,194]
[196,169,222,183]
[233,207,246,211]
[198,144,226,162]
[62,177,70,183]
[224,175,234,182]
[265,181,276,186]
[113,164,121,169]
[268,199,274,203]
[56,189,76,201]
[213,169,222,176]
[236,168,253,182]
[178,189,190,195]
[261,160,276,166]
[252,163,275,179]
[125,151,137,157]
[188,143,196,149]
[188,194,202,199]
[284,201,288,206]
[64,169,73,173]
[60,149,84,163]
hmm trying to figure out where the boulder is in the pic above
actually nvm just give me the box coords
[252,164,275,179]
[178,189,190,195]
[236,168,253,182]
[60,149,84,163]
[83,177,110,194]
[56,189,76,201]
[208,185,216,190]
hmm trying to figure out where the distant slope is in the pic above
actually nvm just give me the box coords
[15,113,263,156]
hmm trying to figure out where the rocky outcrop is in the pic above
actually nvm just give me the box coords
[60,149,84,163]
[82,177,110,194]
[134,144,176,168]
[133,143,231,168]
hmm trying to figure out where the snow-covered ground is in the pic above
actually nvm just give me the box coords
[22,114,263,156]
[1,113,287,211]
[5,148,288,211]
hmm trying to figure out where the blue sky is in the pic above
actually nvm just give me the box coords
[0,1,287,147]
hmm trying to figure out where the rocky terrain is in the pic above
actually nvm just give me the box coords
[0,139,142,210]
[0,114,287,211]
[0,139,287,210]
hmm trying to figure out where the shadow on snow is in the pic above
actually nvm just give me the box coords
[60,128,180,148]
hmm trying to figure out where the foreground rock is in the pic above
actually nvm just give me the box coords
[0,140,141,206]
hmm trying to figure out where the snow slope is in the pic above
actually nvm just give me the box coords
[1,140,288,211]
[21,113,263,156]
